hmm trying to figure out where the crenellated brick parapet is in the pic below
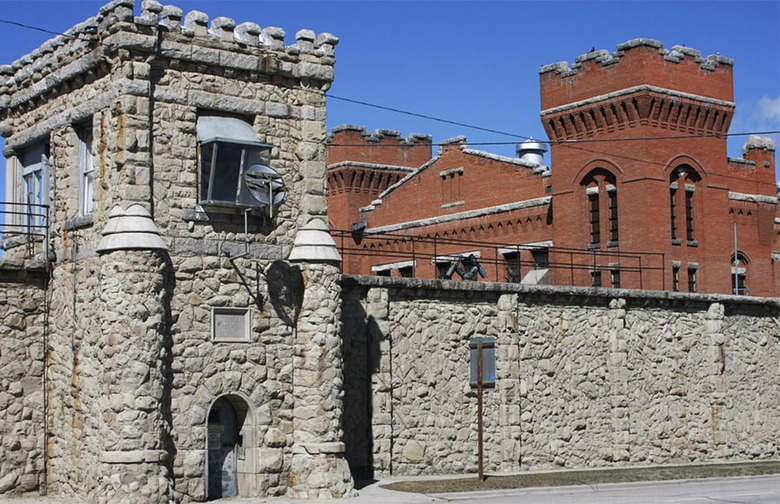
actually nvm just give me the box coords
[539,39,735,142]
[327,125,433,167]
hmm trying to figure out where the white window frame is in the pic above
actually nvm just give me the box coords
[20,142,50,232]
[78,125,94,216]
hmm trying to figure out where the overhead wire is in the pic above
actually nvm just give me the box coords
[0,15,777,170]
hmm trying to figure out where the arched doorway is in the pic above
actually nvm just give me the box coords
[207,396,248,500]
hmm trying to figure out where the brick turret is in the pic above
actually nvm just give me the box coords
[327,125,432,231]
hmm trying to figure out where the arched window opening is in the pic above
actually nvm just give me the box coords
[670,166,701,246]
[731,252,750,295]
[582,169,618,248]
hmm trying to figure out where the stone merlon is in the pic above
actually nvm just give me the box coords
[0,0,337,112]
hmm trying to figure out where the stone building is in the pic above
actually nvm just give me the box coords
[0,0,352,501]
[327,39,779,297]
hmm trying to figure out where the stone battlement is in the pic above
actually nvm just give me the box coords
[539,39,734,111]
[0,0,337,118]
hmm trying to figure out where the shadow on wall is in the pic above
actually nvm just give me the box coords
[340,292,386,480]
[266,260,304,327]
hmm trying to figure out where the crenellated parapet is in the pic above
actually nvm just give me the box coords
[0,0,337,145]
[327,124,432,167]
[539,39,735,141]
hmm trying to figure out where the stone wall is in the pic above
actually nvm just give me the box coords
[0,273,46,494]
[341,276,780,478]
[1,0,350,501]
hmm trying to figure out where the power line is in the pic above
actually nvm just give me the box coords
[1,15,776,170]
[329,95,532,140]
[330,130,780,148]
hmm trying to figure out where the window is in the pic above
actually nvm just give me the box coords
[440,167,464,206]
[398,265,414,278]
[672,264,680,292]
[685,188,695,242]
[591,270,602,287]
[731,253,749,295]
[531,248,549,269]
[611,268,621,288]
[608,187,619,243]
[670,166,700,246]
[669,185,678,242]
[588,191,600,245]
[503,252,522,283]
[582,168,618,248]
[687,265,697,293]
[197,115,283,212]
[21,143,50,231]
[78,125,94,216]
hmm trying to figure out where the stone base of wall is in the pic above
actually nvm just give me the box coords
[0,272,47,496]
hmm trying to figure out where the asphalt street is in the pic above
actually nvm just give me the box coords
[1,475,778,503]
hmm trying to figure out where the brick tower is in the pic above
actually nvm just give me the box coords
[540,39,776,295]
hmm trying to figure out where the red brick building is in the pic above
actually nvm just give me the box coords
[327,39,779,296]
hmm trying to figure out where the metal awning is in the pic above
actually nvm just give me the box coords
[196,116,265,147]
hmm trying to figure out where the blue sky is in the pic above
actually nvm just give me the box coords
[0,0,778,176]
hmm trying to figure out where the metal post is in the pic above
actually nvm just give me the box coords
[570,252,575,286]
[477,338,484,483]
[411,238,417,278]
[494,247,499,282]
[638,256,643,290]
[733,222,738,294]
[433,235,438,279]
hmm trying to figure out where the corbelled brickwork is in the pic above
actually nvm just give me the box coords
[341,276,780,477]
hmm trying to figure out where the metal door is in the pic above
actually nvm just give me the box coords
[207,398,238,499]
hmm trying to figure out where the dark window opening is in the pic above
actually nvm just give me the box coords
[608,189,619,243]
[611,269,621,288]
[504,252,522,283]
[670,187,678,241]
[688,267,697,293]
[532,249,549,269]
[673,266,680,292]
[398,266,414,278]
[589,193,600,245]
[591,270,602,287]
[685,190,695,242]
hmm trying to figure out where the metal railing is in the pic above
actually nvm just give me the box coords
[333,229,667,291]
[0,201,50,265]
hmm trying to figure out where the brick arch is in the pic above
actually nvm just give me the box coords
[663,154,708,181]
[571,158,623,185]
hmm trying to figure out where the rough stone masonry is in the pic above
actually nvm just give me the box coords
[0,0,351,501]
[341,276,779,478]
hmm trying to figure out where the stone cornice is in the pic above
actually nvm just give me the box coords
[365,197,552,234]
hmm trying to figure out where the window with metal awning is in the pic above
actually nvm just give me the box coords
[196,116,285,215]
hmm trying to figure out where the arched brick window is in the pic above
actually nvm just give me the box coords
[731,252,750,295]
[670,166,701,246]
[581,168,618,248]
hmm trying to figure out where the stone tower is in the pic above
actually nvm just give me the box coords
[0,0,353,500]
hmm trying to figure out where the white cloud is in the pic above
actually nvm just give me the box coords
[756,96,780,123]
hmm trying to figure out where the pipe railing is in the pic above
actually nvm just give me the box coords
[332,229,667,291]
